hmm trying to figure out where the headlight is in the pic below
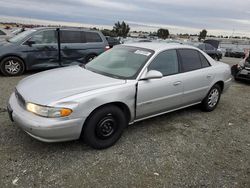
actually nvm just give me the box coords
[26,103,72,118]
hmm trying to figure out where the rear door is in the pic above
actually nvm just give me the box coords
[177,49,214,105]
[60,29,86,66]
[60,30,106,66]
[136,50,184,119]
[23,29,59,69]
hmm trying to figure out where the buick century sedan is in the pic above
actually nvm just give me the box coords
[8,43,232,149]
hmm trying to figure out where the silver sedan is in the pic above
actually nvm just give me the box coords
[8,43,232,149]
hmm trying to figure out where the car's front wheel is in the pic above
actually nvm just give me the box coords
[82,105,127,149]
[0,56,25,76]
[201,84,222,112]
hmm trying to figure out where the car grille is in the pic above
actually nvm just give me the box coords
[15,89,26,108]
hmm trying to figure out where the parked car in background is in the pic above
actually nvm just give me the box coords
[225,48,245,58]
[196,43,222,61]
[0,29,13,42]
[11,28,26,35]
[138,39,152,42]
[8,43,232,149]
[105,36,121,48]
[0,27,109,76]
[233,60,250,81]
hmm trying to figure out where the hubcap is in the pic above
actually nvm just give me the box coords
[96,115,116,139]
[5,60,21,74]
[208,88,219,108]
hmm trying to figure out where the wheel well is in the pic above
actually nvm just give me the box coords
[80,102,131,137]
[89,102,131,123]
[214,81,224,91]
[0,55,26,70]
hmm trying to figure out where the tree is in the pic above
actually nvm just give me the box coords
[198,29,207,41]
[101,29,117,37]
[113,21,130,38]
[157,28,169,39]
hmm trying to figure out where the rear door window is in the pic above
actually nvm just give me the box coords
[85,32,102,43]
[61,30,85,43]
[199,53,211,68]
[178,49,202,72]
[205,44,215,50]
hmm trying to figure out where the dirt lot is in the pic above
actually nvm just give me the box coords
[0,57,249,188]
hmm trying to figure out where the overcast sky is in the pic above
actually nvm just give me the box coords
[0,0,249,36]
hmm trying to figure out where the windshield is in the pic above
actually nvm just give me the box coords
[9,29,36,43]
[86,46,154,79]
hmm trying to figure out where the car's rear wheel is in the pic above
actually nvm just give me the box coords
[0,56,25,76]
[82,105,127,149]
[201,84,221,112]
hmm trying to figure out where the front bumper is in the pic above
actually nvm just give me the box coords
[8,93,85,142]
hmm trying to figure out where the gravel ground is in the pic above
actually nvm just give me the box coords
[0,57,249,188]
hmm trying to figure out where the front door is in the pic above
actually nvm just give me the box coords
[136,50,183,119]
[24,29,59,69]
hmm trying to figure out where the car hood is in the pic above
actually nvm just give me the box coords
[16,66,126,105]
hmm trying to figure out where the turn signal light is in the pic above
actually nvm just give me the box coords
[60,108,73,117]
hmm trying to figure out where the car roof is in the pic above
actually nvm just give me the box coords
[122,42,198,53]
[33,27,97,32]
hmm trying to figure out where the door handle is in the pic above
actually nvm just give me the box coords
[173,81,181,86]
[207,75,212,78]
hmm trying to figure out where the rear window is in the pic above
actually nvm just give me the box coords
[199,53,210,68]
[205,44,215,50]
[178,49,202,72]
[85,32,102,43]
[61,30,85,43]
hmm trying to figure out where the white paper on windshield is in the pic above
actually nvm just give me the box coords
[134,50,151,56]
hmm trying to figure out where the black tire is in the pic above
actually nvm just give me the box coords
[0,56,25,76]
[201,84,222,112]
[85,54,97,63]
[82,105,127,149]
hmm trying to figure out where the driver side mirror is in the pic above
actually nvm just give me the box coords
[140,70,163,80]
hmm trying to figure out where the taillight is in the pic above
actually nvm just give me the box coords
[105,46,110,51]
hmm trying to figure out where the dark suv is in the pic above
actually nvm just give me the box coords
[196,43,222,61]
[0,27,109,76]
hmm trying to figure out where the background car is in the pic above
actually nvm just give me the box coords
[234,61,250,81]
[0,27,109,76]
[196,43,223,61]
[105,36,121,48]
[8,43,232,149]
[0,29,13,42]
[225,48,245,58]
